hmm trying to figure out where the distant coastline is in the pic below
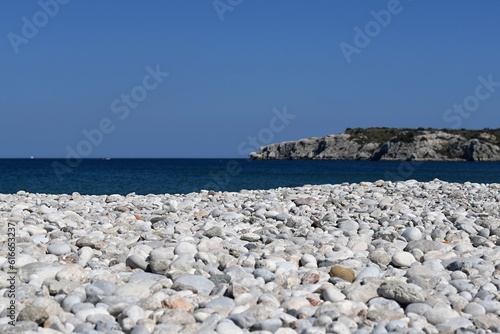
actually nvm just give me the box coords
[250,127,500,162]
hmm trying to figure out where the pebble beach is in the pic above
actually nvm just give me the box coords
[0,179,499,334]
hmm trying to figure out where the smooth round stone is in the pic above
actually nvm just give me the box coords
[63,294,82,312]
[478,228,490,237]
[463,302,486,316]
[12,254,37,268]
[17,263,63,283]
[392,252,417,268]
[276,328,300,334]
[108,303,130,316]
[122,305,145,324]
[86,313,116,324]
[423,305,460,325]
[401,227,422,241]
[47,243,72,256]
[253,268,275,283]
[386,319,408,332]
[340,220,359,232]
[234,293,255,306]
[114,284,151,299]
[78,247,94,265]
[131,325,151,334]
[330,265,355,283]
[172,274,215,296]
[125,255,148,271]
[251,318,282,332]
[435,317,474,333]
[314,315,333,326]
[275,213,289,221]
[450,271,467,280]
[256,259,277,272]
[75,307,111,322]
[300,254,317,268]
[458,291,473,301]
[325,321,351,334]
[216,320,244,334]
[321,287,346,302]
[448,294,468,311]
[450,279,475,293]
[71,302,94,313]
[174,242,197,256]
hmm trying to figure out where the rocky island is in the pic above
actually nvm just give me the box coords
[250,128,500,161]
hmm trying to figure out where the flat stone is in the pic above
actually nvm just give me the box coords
[76,236,106,249]
[217,320,244,334]
[158,310,196,326]
[377,281,425,305]
[47,242,72,256]
[435,317,474,333]
[405,240,446,253]
[205,297,236,316]
[251,318,283,332]
[424,305,461,325]
[172,274,215,295]
[114,283,151,298]
[241,233,260,242]
[17,263,63,283]
[473,313,500,332]
[463,302,486,316]
[321,286,346,302]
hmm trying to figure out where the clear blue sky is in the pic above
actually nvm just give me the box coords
[1,0,499,158]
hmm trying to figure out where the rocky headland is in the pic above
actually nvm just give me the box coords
[249,128,500,161]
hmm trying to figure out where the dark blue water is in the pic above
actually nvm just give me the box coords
[1,159,500,195]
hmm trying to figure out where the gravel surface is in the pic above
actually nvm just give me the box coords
[0,179,499,333]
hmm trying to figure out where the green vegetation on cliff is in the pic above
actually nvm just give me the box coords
[344,127,500,146]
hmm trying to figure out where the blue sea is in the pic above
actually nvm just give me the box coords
[1,159,500,195]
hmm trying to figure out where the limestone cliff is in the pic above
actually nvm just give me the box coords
[249,128,500,161]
